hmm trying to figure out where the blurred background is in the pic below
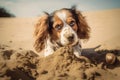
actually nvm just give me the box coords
[0,0,120,17]
[0,0,120,50]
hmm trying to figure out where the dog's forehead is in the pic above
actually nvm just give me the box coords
[54,10,73,21]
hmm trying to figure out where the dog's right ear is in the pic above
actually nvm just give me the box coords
[34,13,49,53]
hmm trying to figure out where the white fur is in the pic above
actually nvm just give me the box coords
[56,11,67,22]
[44,37,54,56]
[44,35,60,57]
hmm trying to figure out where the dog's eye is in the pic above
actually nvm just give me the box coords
[55,24,62,30]
[69,21,75,27]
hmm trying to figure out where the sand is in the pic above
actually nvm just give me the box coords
[0,9,120,80]
[0,44,120,80]
[82,9,120,49]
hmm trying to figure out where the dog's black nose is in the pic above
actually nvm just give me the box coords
[68,34,74,42]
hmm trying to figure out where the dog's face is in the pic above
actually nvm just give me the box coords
[51,9,79,45]
[34,7,90,53]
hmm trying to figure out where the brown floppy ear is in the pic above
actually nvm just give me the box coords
[34,14,49,53]
[77,11,90,39]
[71,6,90,39]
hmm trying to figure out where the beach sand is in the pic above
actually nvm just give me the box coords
[83,9,120,49]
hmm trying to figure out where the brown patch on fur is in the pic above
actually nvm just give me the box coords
[51,14,63,41]
[34,14,49,53]
[76,11,90,39]
[52,15,63,29]
[51,29,60,40]
[67,18,78,32]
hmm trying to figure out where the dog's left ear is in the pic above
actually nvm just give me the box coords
[71,6,90,39]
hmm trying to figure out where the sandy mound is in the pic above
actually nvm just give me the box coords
[0,44,120,80]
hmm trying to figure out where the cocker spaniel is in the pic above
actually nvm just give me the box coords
[34,6,90,57]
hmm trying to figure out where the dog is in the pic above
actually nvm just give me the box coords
[34,6,90,57]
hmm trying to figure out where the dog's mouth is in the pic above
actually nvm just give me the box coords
[68,39,79,46]
[66,34,76,44]
[58,40,79,46]
[58,39,79,47]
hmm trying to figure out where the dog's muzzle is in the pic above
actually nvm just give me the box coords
[66,34,74,43]
[60,25,78,46]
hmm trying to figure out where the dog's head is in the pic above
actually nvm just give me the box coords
[34,6,90,52]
